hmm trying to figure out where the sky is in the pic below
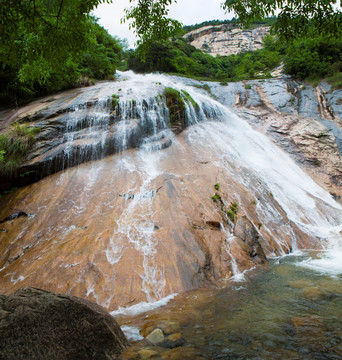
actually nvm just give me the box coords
[92,0,234,48]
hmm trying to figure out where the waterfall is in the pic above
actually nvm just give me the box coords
[103,71,341,278]
[0,71,341,310]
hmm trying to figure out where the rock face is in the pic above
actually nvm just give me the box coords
[184,24,270,56]
[1,74,341,197]
[0,287,128,360]
[0,72,341,312]
[208,79,342,198]
[0,84,170,192]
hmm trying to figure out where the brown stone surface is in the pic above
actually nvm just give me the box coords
[138,348,159,359]
[0,287,127,360]
[292,315,326,344]
[145,329,165,345]
[141,321,180,338]
[0,129,320,311]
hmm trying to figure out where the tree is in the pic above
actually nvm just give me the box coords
[223,0,342,40]
[0,0,112,84]
[122,0,341,46]
[0,0,182,82]
[0,1,125,105]
[122,0,182,57]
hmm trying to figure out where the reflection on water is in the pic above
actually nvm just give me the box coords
[120,254,342,359]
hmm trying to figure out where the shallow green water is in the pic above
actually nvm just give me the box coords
[185,255,342,359]
[121,254,342,359]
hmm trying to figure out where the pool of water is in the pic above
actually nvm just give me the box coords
[118,253,342,359]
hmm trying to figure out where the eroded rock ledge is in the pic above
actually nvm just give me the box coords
[0,287,128,360]
[1,76,341,200]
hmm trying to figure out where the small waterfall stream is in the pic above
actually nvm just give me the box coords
[0,71,341,358]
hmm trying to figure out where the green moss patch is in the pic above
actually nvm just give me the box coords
[164,87,186,125]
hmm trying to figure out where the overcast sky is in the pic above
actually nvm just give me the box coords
[92,0,234,48]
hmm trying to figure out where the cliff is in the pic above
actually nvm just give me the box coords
[183,24,270,56]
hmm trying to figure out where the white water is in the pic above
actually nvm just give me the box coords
[120,325,144,341]
[111,293,178,317]
[108,72,342,290]
[108,150,167,302]
[187,116,342,276]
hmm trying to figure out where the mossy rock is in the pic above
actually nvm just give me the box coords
[164,87,186,134]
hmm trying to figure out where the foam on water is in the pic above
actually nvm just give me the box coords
[297,240,342,276]
[110,293,178,317]
[120,325,144,341]
[299,252,342,276]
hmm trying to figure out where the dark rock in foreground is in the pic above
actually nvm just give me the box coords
[0,287,128,360]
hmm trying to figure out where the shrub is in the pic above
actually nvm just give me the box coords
[226,202,238,222]
[211,193,222,202]
[0,123,40,176]
[111,94,120,110]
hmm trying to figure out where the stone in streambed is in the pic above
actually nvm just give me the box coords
[145,328,165,345]
[303,286,325,300]
[160,346,205,360]
[0,287,128,360]
[156,321,181,335]
[292,315,325,343]
[141,320,180,337]
[160,332,186,349]
[138,348,159,359]
[287,279,316,289]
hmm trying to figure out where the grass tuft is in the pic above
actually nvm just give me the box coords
[0,123,40,176]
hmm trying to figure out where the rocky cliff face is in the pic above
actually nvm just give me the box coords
[208,79,342,199]
[183,24,270,56]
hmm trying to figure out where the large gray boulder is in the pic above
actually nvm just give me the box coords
[0,287,128,359]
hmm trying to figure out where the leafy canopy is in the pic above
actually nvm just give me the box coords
[0,0,183,81]
[0,1,125,105]
[0,0,117,84]
[223,0,342,39]
[122,0,182,57]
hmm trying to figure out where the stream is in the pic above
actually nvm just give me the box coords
[119,254,342,359]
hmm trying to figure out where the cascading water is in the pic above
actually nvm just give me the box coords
[0,71,341,319]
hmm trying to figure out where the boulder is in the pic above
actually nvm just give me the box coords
[145,328,165,345]
[0,287,128,360]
